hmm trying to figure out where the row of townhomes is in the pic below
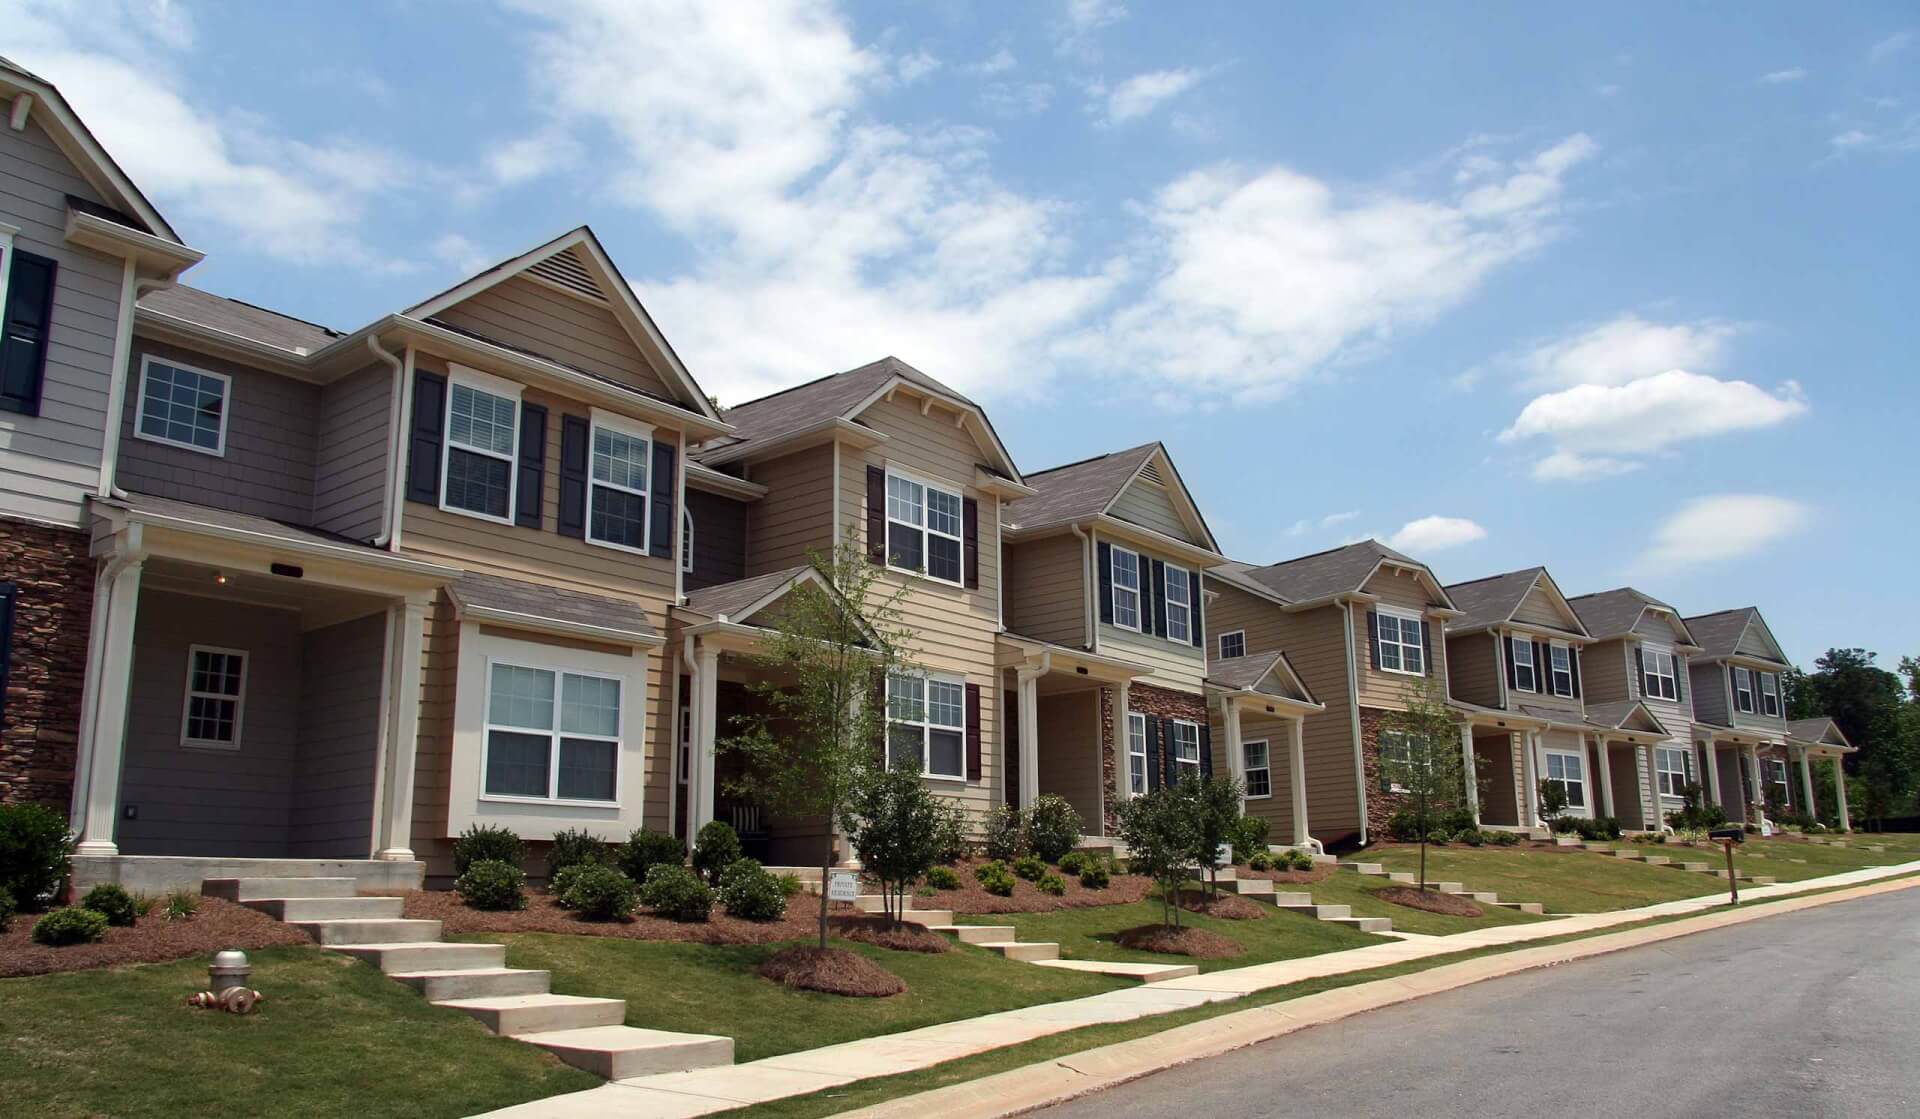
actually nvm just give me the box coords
[0,60,1860,893]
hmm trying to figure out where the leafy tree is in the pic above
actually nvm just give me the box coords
[1795,648,1919,827]
[1378,679,1471,891]
[1182,773,1244,900]
[719,538,912,950]
[1665,781,1726,841]
[839,757,942,925]
[1115,785,1203,928]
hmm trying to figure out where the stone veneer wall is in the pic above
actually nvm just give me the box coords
[1098,685,1117,834]
[1357,706,1474,841]
[0,517,94,808]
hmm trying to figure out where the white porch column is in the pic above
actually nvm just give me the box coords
[1834,756,1851,832]
[72,557,144,857]
[375,598,428,861]
[1016,667,1041,811]
[1641,742,1658,830]
[1746,744,1764,821]
[1595,736,1616,820]
[1799,748,1818,821]
[1287,715,1310,846]
[1459,724,1479,825]
[1701,740,1722,811]
[690,643,720,834]
[1520,730,1541,827]
[1221,697,1245,813]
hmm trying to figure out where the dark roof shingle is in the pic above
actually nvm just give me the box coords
[701,357,972,458]
[1235,540,1423,605]
[682,567,814,620]
[1444,568,1545,631]
[1006,444,1158,533]
[1681,608,1757,659]
[139,284,341,354]
[451,571,658,640]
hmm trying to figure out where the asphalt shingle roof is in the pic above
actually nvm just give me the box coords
[450,571,658,640]
[139,284,342,354]
[1681,608,1758,659]
[1444,568,1546,631]
[1566,586,1688,641]
[1583,699,1668,736]
[106,491,367,549]
[1006,444,1158,533]
[701,357,973,458]
[682,566,814,620]
[1229,540,1422,605]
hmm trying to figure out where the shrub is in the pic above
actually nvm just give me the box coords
[1245,851,1273,872]
[776,872,805,898]
[975,859,1016,897]
[1229,815,1271,862]
[163,889,200,921]
[1011,853,1047,881]
[80,883,138,927]
[640,864,712,921]
[983,805,1026,862]
[1488,829,1521,846]
[618,828,685,885]
[1648,832,1669,844]
[0,803,74,911]
[1384,808,1424,843]
[718,858,786,921]
[1743,822,1759,835]
[31,905,107,946]
[1456,828,1485,846]
[562,864,637,920]
[546,828,610,880]
[924,865,961,890]
[1036,872,1067,896]
[1026,795,1083,863]
[1078,861,1111,889]
[931,800,971,864]
[1427,832,1449,847]
[452,824,525,878]
[1549,816,1582,835]
[692,821,743,886]
[1286,849,1316,871]
[1057,851,1089,877]
[456,859,528,911]
[0,892,14,933]
[548,863,593,905]
[840,762,943,921]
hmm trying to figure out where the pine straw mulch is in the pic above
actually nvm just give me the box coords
[1,898,308,978]
[401,889,867,945]
[832,915,951,954]
[759,946,907,997]
[1228,863,1337,885]
[917,858,1154,915]
[1114,924,1244,959]
[1374,886,1485,917]
[1175,889,1267,920]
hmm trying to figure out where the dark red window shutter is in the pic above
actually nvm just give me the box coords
[962,497,979,589]
[965,683,982,781]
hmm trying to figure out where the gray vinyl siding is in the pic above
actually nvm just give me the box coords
[288,612,386,857]
[1511,583,1572,629]
[118,338,320,524]
[0,115,129,526]
[685,488,748,590]
[1690,661,1730,726]
[1108,477,1195,543]
[1583,638,1632,704]
[311,362,392,541]
[1446,632,1502,708]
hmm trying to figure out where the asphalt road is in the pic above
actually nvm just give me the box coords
[1034,888,1920,1119]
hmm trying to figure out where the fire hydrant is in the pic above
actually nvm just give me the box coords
[188,949,265,1014]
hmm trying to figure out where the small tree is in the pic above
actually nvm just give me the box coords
[1537,778,1571,831]
[719,538,912,950]
[1378,679,1470,891]
[1115,785,1202,928]
[1664,781,1725,842]
[839,758,942,925]
[1185,773,1243,900]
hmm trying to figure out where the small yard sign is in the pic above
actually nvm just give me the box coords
[828,870,859,902]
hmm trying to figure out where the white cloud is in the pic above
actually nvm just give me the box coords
[968,47,1017,76]
[980,81,1055,117]
[894,50,941,85]
[1641,494,1810,570]
[1530,450,1638,482]
[482,130,583,187]
[1500,369,1807,478]
[430,233,492,275]
[1072,133,1598,400]
[1102,68,1209,125]
[1761,67,1808,84]
[1827,117,1920,156]
[1057,0,1127,60]
[1870,30,1913,63]
[1285,510,1360,537]
[1388,515,1487,553]
[1523,314,1738,388]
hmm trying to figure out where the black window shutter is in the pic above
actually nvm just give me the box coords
[649,439,675,558]
[962,497,979,589]
[0,582,16,727]
[1420,619,1432,676]
[0,249,57,416]
[405,369,447,504]
[1162,719,1178,786]
[1096,541,1113,625]
[1504,636,1518,691]
[1189,570,1204,648]
[514,402,546,528]
[1674,657,1685,703]
[1634,647,1646,696]
[1199,724,1213,780]
[1003,688,1019,805]
[1149,558,1167,638]
[1367,611,1380,670]
[1570,647,1582,698]
[1145,717,1162,790]
[557,414,589,539]
[865,465,886,564]
[965,683,982,781]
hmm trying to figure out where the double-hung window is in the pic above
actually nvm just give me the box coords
[1656,746,1692,798]
[1642,645,1678,701]
[1768,758,1789,801]
[1510,637,1537,692]
[483,661,621,803]
[1171,720,1202,780]
[588,410,652,553]
[136,357,231,456]
[1164,562,1192,643]
[1549,642,1574,697]
[1377,608,1424,675]
[181,646,246,750]
[1760,672,1781,717]
[443,369,521,522]
[1127,713,1147,795]
[885,470,964,585]
[887,671,966,779]
[1110,546,1142,630]
[1218,630,1246,660]
[680,508,694,573]
[1378,729,1420,792]
[1243,739,1271,799]
[1733,667,1755,713]
[1545,750,1586,809]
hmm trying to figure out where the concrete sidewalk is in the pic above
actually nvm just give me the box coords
[477,858,1920,1119]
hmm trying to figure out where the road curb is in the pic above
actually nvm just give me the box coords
[838,874,1920,1118]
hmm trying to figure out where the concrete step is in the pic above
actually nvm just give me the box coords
[1429,882,1466,894]
[896,909,954,926]
[979,941,1060,962]
[335,942,507,974]
[1677,862,1712,872]
[1493,901,1546,915]
[1337,861,1384,875]
[1225,877,1275,896]
[1612,849,1645,860]
[1582,843,1614,853]
[391,967,551,1001]
[1271,891,1314,907]
[1641,855,1673,866]
[244,896,406,921]
[524,1025,734,1079]
[1386,871,1417,884]
[928,925,1017,945]
[1467,892,1501,904]
[1277,903,1351,920]
[1743,875,1777,886]
[435,993,626,1037]
[290,918,442,946]
[1031,959,1198,983]
[1327,916,1395,933]
[202,876,357,902]
[1553,836,1583,847]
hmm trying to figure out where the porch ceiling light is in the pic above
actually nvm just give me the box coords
[214,570,228,586]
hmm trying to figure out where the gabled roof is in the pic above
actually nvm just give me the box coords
[679,565,881,645]
[1225,540,1456,612]
[450,571,659,646]
[1567,587,1698,645]
[1206,649,1321,709]
[1444,567,1589,637]
[1583,699,1670,737]
[1788,717,1856,751]
[1008,441,1220,553]
[139,284,342,355]
[1681,606,1788,665]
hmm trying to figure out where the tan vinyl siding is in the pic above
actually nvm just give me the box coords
[1003,533,1086,647]
[430,275,675,401]
[410,595,458,874]
[1512,583,1573,629]
[1354,568,1449,710]
[744,444,835,575]
[1581,638,1632,705]
[1036,689,1103,830]
[0,115,131,525]
[1093,531,1204,692]
[289,613,386,857]
[1231,711,1298,841]
[684,488,748,590]
[1446,632,1502,708]
[1108,477,1194,542]
[312,362,392,541]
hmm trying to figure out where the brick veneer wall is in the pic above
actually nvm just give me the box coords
[1358,706,1472,840]
[0,518,94,809]
[1128,682,1207,723]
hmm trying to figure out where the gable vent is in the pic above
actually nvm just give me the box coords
[1137,460,1165,486]
[528,247,608,302]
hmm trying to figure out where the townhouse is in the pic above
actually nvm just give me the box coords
[1566,588,1704,832]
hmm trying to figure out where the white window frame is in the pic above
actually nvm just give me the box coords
[1109,544,1142,631]
[1767,758,1789,799]
[1642,644,1678,702]
[585,407,654,556]
[680,507,694,574]
[1377,606,1425,676]
[883,466,965,588]
[1733,666,1755,713]
[887,669,968,781]
[1218,630,1246,660]
[180,644,247,752]
[1549,641,1574,697]
[480,656,625,807]
[1378,728,1419,792]
[440,365,522,526]
[1171,718,1202,780]
[1511,636,1537,692]
[1164,561,1192,643]
[134,355,233,458]
[1760,672,1780,717]
[1544,749,1587,811]
[1127,712,1147,795]
[1656,745,1693,800]
[677,703,691,786]
[0,222,17,340]
[1243,738,1272,799]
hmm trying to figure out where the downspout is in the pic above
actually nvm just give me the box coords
[366,335,408,547]
[99,271,177,499]
[1342,597,1368,845]
[1071,524,1095,650]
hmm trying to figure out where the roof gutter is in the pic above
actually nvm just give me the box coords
[100,271,181,500]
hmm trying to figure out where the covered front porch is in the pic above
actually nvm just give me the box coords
[1206,651,1323,850]
[1456,702,1670,831]
[1694,725,1788,826]
[998,634,1150,838]
[1785,717,1856,831]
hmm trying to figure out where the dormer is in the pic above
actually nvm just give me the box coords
[1445,566,1593,713]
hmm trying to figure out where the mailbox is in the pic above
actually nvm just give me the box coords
[1709,827,1745,844]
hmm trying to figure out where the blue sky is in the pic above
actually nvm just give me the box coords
[9,1,1916,668]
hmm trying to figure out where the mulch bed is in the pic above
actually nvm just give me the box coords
[1374,886,1485,917]
[831,915,950,954]
[1114,924,1243,959]
[1232,863,1336,885]
[759,946,906,997]
[402,889,866,945]
[0,898,308,978]
[918,858,1154,915]
[1175,889,1267,920]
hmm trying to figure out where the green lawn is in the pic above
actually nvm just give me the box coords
[0,946,596,1119]
[473,933,1126,1063]
[1365,845,1721,912]
[955,898,1386,972]
[1622,834,1920,883]
[1302,871,1547,934]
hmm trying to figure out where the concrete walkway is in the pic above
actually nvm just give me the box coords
[477,858,1920,1119]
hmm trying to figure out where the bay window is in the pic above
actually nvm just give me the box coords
[887,671,966,779]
